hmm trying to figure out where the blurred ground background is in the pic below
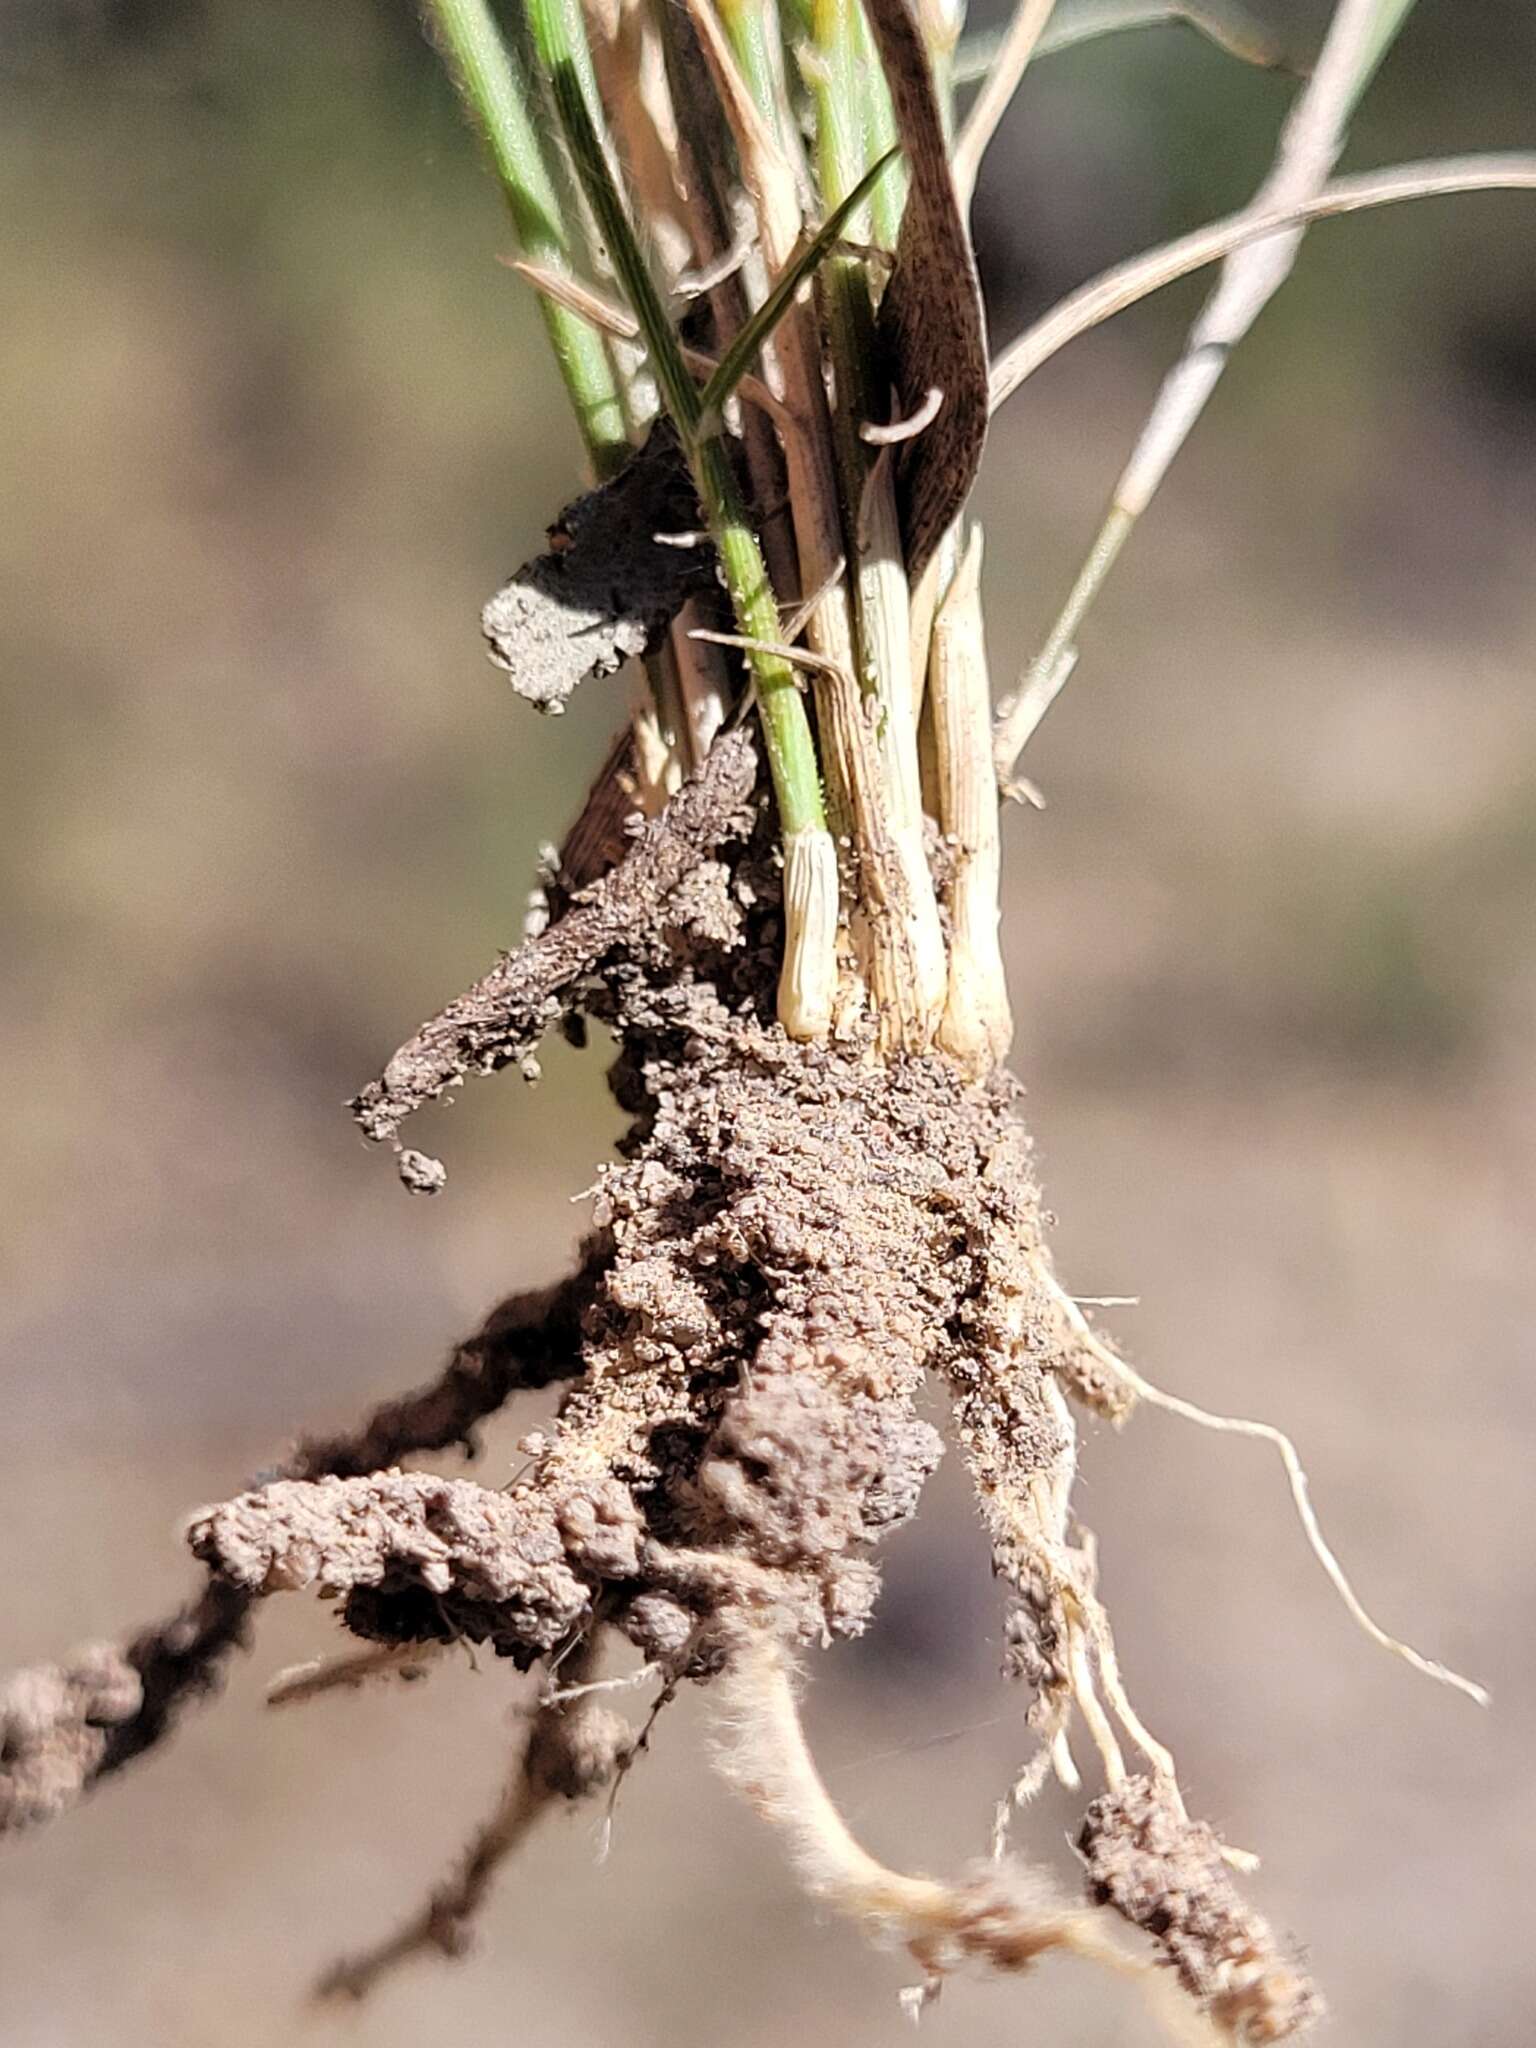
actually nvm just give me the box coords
[1,1,1533,2042]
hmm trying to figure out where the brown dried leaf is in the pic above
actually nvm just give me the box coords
[864,0,990,575]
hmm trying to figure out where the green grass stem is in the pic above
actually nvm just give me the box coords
[423,0,628,476]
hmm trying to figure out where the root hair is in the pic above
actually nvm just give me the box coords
[1043,1268,1489,1708]
[711,1628,1147,2006]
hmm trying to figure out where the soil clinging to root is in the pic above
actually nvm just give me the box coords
[2,741,1327,2040]
[201,838,1061,1678]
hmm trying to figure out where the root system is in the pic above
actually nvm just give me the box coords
[1,0,1496,2031]
[6,735,1482,2040]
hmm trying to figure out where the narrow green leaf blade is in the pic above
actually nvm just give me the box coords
[698,144,902,421]
[1352,0,1419,110]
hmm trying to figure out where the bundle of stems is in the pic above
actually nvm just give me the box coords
[429,0,986,1055]
[430,0,1536,1073]
[428,0,1536,1065]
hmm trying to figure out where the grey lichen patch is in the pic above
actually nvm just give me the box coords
[481,422,718,712]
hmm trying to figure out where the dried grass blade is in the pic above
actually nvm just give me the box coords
[993,154,1536,775]
[952,0,1297,86]
[951,0,1057,209]
[864,0,991,575]
[1110,0,1418,525]
[990,154,1536,410]
[992,0,1418,774]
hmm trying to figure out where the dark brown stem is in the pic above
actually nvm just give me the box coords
[0,1262,601,1835]
[315,1637,632,2001]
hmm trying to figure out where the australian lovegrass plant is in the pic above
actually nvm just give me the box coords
[3,0,1525,2036]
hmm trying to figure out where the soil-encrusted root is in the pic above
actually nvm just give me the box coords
[0,1584,248,1834]
[315,1636,634,2002]
[1081,1775,1325,2044]
[713,1626,1146,2005]
[182,986,1322,2035]
[0,1273,595,1834]
[18,741,1476,2042]
[194,1032,1042,1672]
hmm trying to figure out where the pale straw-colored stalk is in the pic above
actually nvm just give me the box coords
[990,155,1536,414]
[951,0,1293,85]
[692,0,943,1041]
[991,147,1536,776]
[993,0,1417,771]
[951,0,1057,211]
[803,0,948,1049]
[928,524,1012,1068]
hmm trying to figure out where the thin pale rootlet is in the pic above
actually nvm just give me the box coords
[0,740,1317,2041]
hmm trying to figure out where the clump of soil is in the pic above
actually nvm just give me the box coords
[1081,1776,1325,2044]
[204,778,1059,1677]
